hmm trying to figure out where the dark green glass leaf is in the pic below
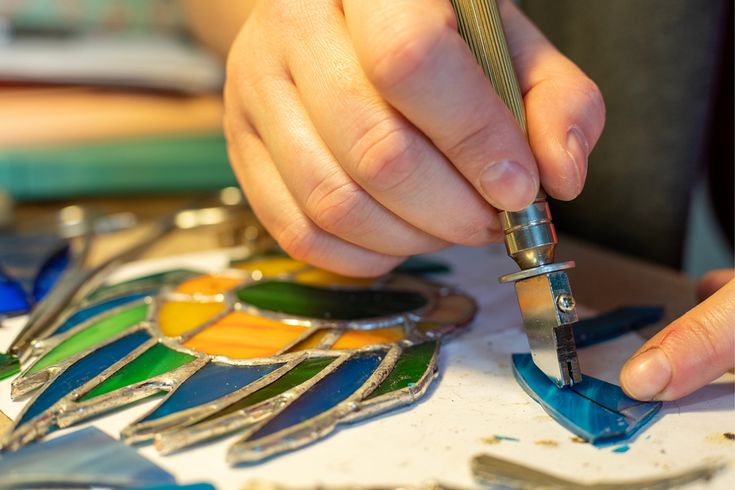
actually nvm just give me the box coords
[79,344,196,401]
[195,357,334,425]
[367,341,436,399]
[0,352,20,381]
[236,281,427,320]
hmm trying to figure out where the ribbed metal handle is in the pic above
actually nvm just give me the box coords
[451,0,527,133]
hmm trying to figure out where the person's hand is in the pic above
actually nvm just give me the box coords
[620,269,735,400]
[224,0,605,276]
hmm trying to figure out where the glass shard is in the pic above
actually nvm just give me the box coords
[174,274,243,295]
[0,353,20,380]
[512,353,661,445]
[18,330,151,426]
[367,342,436,399]
[32,244,70,302]
[330,327,405,350]
[79,344,196,401]
[140,361,284,423]
[237,281,427,320]
[51,291,153,336]
[573,306,664,348]
[195,357,335,425]
[284,329,331,352]
[246,352,385,441]
[0,266,30,315]
[86,269,199,303]
[183,312,306,358]
[158,300,226,337]
[0,427,175,489]
[28,303,149,375]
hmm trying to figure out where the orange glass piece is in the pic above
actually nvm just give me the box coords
[330,327,405,350]
[232,256,306,277]
[285,329,331,352]
[174,274,243,295]
[183,311,306,358]
[294,269,375,287]
[159,301,226,337]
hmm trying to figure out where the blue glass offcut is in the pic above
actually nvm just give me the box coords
[141,362,284,423]
[512,353,661,445]
[248,351,385,440]
[18,330,151,426]
[0,427,175,488]
[32,245,70,302]
[573,307,664,348]
[0,267,29,315]
[51,291,155,335]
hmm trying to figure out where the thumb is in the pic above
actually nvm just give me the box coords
[620,277,735,401]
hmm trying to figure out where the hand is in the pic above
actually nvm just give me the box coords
[224,0,605,276]
[620,269,735,401]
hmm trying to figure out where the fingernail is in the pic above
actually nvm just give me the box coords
[620,347,672,401]
[566,126,589,192]
[478,160,536,211]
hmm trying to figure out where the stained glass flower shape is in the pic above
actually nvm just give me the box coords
[1,253,476,464]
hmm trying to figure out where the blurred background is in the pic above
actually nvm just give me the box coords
[0,0,731,279]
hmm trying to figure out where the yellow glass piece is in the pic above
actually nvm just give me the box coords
[285,329,331,352]
[233,256,306,277]
[159,301,226,337]
[331,327,405,350]
[294,269,375,287]
[175,274,243,295]
[183,312,307,359]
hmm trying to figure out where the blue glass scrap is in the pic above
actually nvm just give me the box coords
[574,306,664,348]
[512,353,661,445]
[0,427,175,489]
[0,266,29,316]
[32,244,70,302]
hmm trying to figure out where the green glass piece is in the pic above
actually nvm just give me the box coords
[393,257,451,275]
[85,270,199,303]
[367,342,436,399]
[196,357,334,425]
[28,303,149,375]
[79,344,196,401]
[0,352,20,381]
[236,281,427,320]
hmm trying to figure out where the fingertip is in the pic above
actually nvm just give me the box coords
[620,347,673,401]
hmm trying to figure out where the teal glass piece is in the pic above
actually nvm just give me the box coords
[393,256,451,275]
[237,281,427,320]
[86,269,200,303]
[574,307,664,348]
[512,353,661,445]
[0,427,175,488]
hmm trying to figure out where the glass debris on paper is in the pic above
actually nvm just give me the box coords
[512,353,661,445]
[0,427,175,489]
[1,253,475,464]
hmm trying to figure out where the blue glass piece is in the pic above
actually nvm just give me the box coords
[141,362,284,423]
[248,351,385,440]
[51,291,154,335]
[574,307,664,348]
[18,330,150,426]
[0,266,29,315]
[32,245,70,302]
[0,427,175,488]
[512,353,661,445]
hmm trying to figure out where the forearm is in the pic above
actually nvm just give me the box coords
[182,0,257,57]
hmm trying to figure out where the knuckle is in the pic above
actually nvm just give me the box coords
[275,218,319,263]
[577,78,606,124]
[661,315,721,362]
[351,122,423,192]
[365,21,450,91]
[306,178,372,235]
